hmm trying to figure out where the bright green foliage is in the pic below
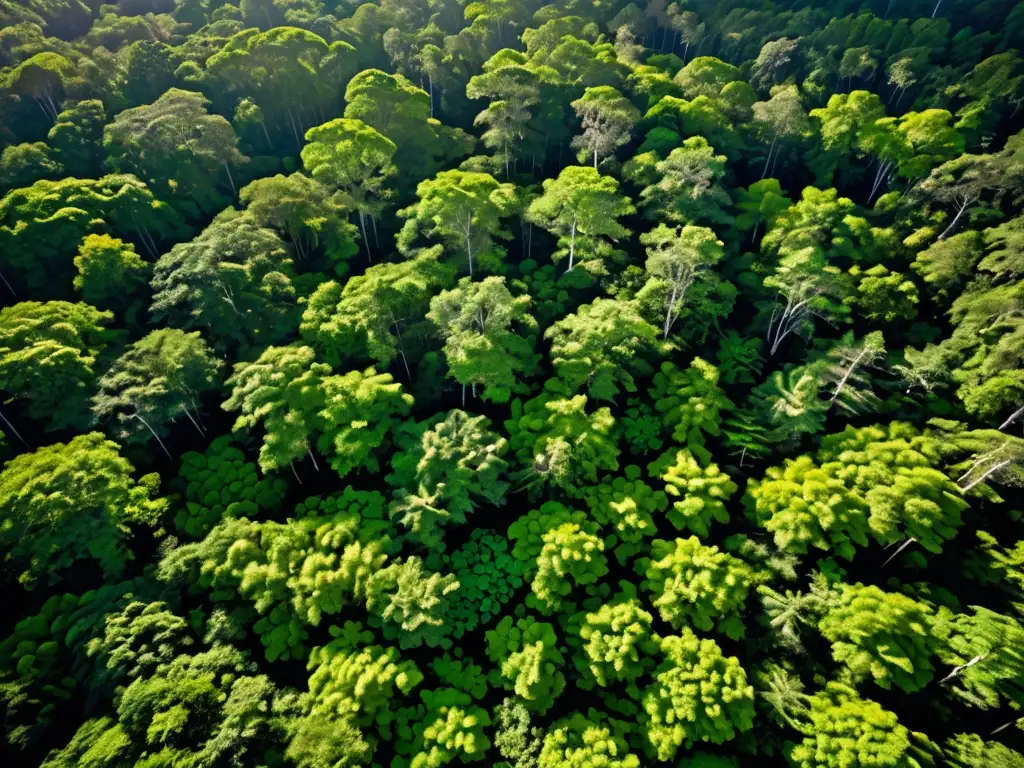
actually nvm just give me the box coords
[0,578,158,749]
[641,630,755,760]
[545,298,656,400]
[239,173,359,273]
[302,117,397,261]
[526,165,634,274]
[0,174,183,297]
[581,466,667,563]
[93,329,221,448]
[637,537,752,640]
[911,231,984,302]
[493,698,543,768]
[441,530,524,638]
[506,392,619,493]
[150,209,298,353]
[409,688,491,768]
[224,345,412,478]
[366,557,459,650]
[300,247,452,369]
[817,423,969,553]
[285,713,371,768]
[675,57,741,100]
[73,234,149,311]
[745,454,871,560]
[0,300,119,431]
[819,583,938,693]
[486,616,566,714]
[85,601,194,686]
[0,433,166,588]
[508,502,599,574]
[530,522,608,613]
[344,69,471,186]
[660,450,738,538]
[398,169,518,275]
[934,606,1024,711]
[159,490,390,660]
[103,88,248,216]
[788,683,935,768]
[733,179,791,241]
[631,137,731,226]
[576,595,656,687]
[316,366,414,478]
[223,344,331,473]
[847,265,919,323]
[44,641,286,768]
[388,410,509,546]
[427,276,538,402]
[430,655,488,700]
[538,712,640,768]
[172,435,288,539]
[747,423,968,560]
[652,359,733,463]
[640,223,727,340]
[944,734,1024,768]
[570,85,641,168]
[306,627,424,729]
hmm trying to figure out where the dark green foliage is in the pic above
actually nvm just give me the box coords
[172,435,288,539]
[4,5,1024,768]
[438,530,525,639]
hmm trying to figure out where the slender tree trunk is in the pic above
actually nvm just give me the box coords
[181,406,206,437]
[285,106,301,148]
[371,214,380,247]
[999,404,1024,431]
[393,321,412,381]
[290,460,302,484]
[307,447,320,471]
[0,269,16,298]
[224,162,237,197]
[663,283,679,339]
[593,147,598,169]
[932,0,942,17]
[882,537,916,567]
[358,209,372,261]
[261,122,273,151]
[567,215,577,271]
[960,459,1012,491]
[133,413,172,459]
[938,198,974,240]
[761,134,778,179]
[0,408,28,448]
[829,347,870,407]
[428,72,434,118]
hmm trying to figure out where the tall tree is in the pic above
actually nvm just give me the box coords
[427,276,538,403]
[526,165,634,273]
[301,117,398,261]
[640,223,725,338]
[93,329,222,454]
[398,170,518,276]
[0,432,168,588]
[570,85,641,169]
[104,89,249,217]
[0,300,121,432]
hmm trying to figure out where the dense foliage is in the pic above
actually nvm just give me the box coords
[2,0,1024,766]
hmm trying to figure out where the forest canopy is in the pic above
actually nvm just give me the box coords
[2,0,1024,767]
